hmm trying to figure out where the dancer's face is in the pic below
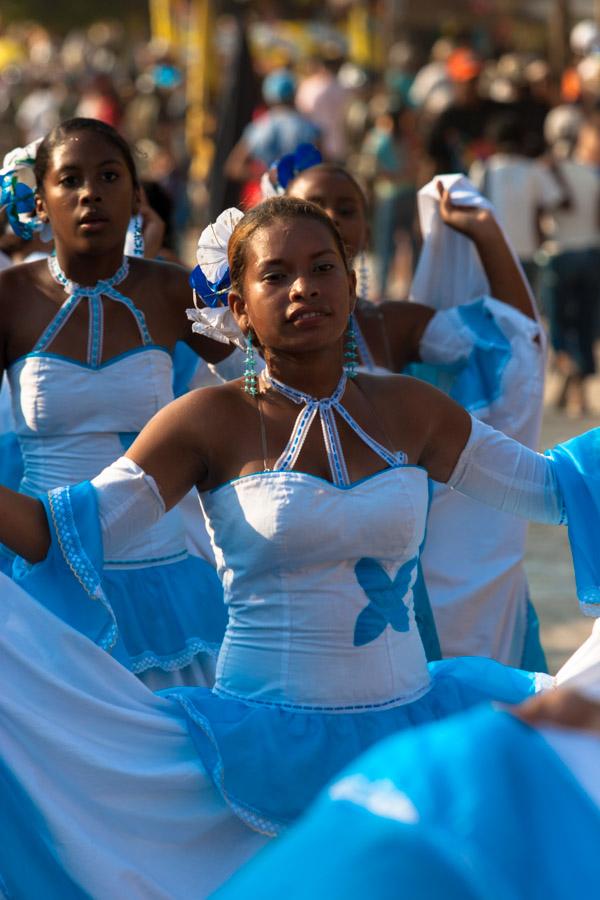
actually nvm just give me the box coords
[229,217,356,355]
[36,131,139,256]
[287,168,368,260]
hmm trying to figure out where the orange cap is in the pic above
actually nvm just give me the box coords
[447,48,483,83]
[561,67,581,102]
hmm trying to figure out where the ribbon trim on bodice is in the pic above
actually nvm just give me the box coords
[264,371,406,487]
[38,256,152,368]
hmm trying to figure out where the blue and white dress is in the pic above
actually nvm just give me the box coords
[7,257,226,688]
[354,294,547,670]
[0,371,555,897]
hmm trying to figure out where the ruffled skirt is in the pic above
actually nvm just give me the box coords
[0,576,266,899]
[167,659,549,835]
[0,575,550,895]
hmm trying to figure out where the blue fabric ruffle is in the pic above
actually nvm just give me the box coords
[216,708,600,900]
[12,480,227,674]
[103,556,225,673]
[172,341,202,398]
[406,299,512,413]
[546,429,600,614]
[167,657,542,836]
[13,483,126,659]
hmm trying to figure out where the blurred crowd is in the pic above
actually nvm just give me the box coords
[3,11,600,413]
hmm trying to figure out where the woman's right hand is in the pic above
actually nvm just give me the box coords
[512,688,600,736]
[436,181,500,243]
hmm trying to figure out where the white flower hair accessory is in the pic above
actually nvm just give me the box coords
[2,138,43,173]
[197,207,244,284]
[186,207,248,349]
[0,138,52,242]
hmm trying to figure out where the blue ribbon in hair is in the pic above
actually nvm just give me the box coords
[189,264,231,308]
[0,171,37,240]
[275,143,322,190]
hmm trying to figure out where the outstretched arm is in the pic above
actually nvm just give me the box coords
[408,377,563,524]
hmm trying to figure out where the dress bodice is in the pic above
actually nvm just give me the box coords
[202,467,431,709]
[8,348,173,491]
[6,258,186,567]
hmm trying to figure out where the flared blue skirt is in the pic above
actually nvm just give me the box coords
[166,657,549,835]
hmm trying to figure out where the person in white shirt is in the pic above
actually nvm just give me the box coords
[541,118,600,415]
[296,55,349,162]
[470,114,565,289]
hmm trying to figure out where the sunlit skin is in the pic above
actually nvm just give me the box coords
[0,210,473,563]
[0,130,231,369]
[513,687,600,737]
[288,165,536,372]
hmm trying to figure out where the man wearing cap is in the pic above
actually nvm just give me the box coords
[426,47,501,175]
[225,67,321,187]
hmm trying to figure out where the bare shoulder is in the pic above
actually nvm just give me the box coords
[0,259,47,317]
[380,299,434,331]
[171,378,254,437]
[130,257,190,302]
[0,258,47,291]
[357,370,440,405]
[358,371,457,435]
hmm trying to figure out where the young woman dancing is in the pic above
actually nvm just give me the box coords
[1,196,595,895]
[0,118,230,688]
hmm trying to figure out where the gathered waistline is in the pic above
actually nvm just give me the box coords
[212,678,432,714]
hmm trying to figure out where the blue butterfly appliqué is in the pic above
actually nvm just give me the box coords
[353,556,417,647]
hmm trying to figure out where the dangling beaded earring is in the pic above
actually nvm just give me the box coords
[358,251,370,302]
[133,213,144,257]
[244,329,259,396]
[344,317,358,379]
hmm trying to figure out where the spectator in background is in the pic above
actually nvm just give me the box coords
[75,74,122,129]
[409,37,455,115]
[542,117,600,416]
[360,97,418,299]
[470,114,566,289]
[521,59,557,157]
[15,80,62,143]
[224,68,320,196]
[426,47,498,175]
[296,53,348,162]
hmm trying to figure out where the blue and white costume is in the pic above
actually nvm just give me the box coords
[355,175,547,669]
[2,368,599,896]
[8,256,226,688]
[220,614,600,899]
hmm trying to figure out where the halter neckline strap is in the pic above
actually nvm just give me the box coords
[264,370,405,487]
[38,255,151,368]
[48,255,130,296]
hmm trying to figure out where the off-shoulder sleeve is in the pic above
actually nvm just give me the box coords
[418,297,545,440]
